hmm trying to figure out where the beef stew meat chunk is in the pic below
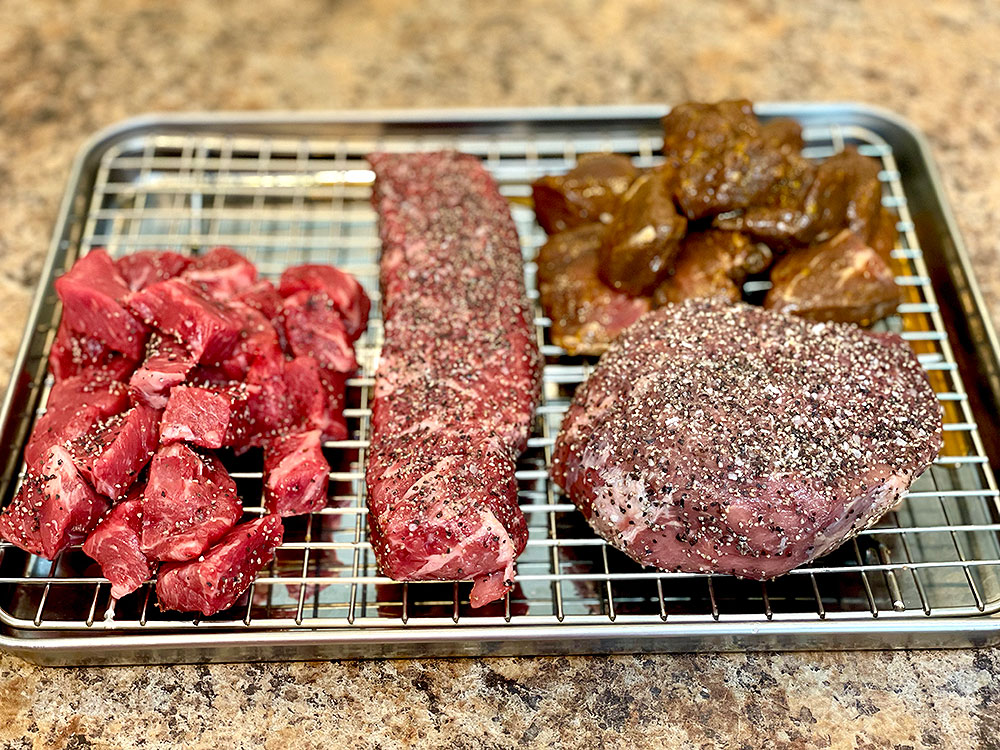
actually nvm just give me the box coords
[48,319,139,384]
[115,250,191,292]
[129,333,197,410]
[82,491,152,600]
[264,430,330,517]
[68,403,161,501]
[764,230,900,325]
[760,117,805,152]
[278,264,371,341]
[531,153,641,234]
[652,230,772,307]
[536,224,650,356]
[662,100,806,221]
[180,246,258,302]
[597,169,687,296]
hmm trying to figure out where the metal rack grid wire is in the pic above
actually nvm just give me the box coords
[1,119,999,634]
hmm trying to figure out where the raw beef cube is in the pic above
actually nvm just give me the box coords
[69,403,161,501]
[264,430,330,516]
[115,250,191,291]
[129,333,197,409]
[234,280,284,321]
[54,249,149,359]
[156,514,283,616]
[25,377,130,468]
[181,247,257,301]
[0,447,110,559]
[234,356,296,448]
[211,303,284,382]
[280,290,357,373]
[48,318,139,383]
[279,264,371,340]
[284,356,347,440]
[160,385,244,449]
[126,279,243,364]
[82,490,152,600]
[140,444,242,562]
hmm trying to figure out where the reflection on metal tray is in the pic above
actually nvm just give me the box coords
[1,105,999,665]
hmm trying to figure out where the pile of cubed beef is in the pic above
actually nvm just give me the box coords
[0,247,369,616]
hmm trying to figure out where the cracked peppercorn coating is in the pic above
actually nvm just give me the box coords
[367,151,541,607]
[552,299,942,579]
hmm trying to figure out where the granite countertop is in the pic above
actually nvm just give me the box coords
[2,1,1000,747]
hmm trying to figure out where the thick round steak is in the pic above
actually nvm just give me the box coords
[551,299,943,579]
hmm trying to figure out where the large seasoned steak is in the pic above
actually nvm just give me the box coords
[551,299,942,579]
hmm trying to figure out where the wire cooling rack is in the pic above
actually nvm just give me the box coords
[0,107,998,662]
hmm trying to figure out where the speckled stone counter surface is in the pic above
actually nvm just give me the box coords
[2,1,1000,748]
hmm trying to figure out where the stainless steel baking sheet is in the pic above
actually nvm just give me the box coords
[1,105,998,665]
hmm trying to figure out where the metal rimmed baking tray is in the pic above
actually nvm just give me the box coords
[1,105,999,666]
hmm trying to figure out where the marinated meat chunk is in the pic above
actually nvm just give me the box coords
[180,246,258,301]
[140,444,242,562]
[718,146,887,251]
[49,319,139,383]
[652,230,772,306]
[25,377,130,468]
[115,250,191,291]
[537,224,650,355]
[552,299,942,579]
[54,249,149,360]
[662,100,805,221]
[279,264,371,341]
[280,290,358,373]
[160,385,244,449]
[760,117,805,152]
[531,153,641,234]
[129,333,196,409]
[156,515,283,616]
[0,447,109,559]
[68,403,160,501]
[597,169,687,296]
[82,491,152,600]
[764,230,900,325]
[264,430,330,517]
[126,279,243,365]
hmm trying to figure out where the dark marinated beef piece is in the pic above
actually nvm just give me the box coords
[115,250,191,292]
[126,279,243,365]
[82,490,152,600]
[760,117,805,152]
[264,430,330,517]
[54,249,149,360]
[68,403,160,501]
[156,514,283,616]
[0,447,109,559]
[140,444,242,562]
[180,246,258,301]
[368,151,539,606]
[718,146,887,251]
[25,377,130,468]
[531,153,641,234]
[662,100,806,221]
[536,224,650,355]
[234,280,285,321]
[552,299,942,579]
[48,319,139,383]
[598,169,687,296]
[279,264,371,341]
[160,385,245,449]
[280,290,357,373]
[870,207,898,261]
[652,230,772,306]
[764,230,900,325]
[129,333,196,409]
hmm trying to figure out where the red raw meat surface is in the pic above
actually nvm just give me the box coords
[126,279,243,365]
[24,377,130,469]
[279,264,371,341]
[160,385,241,449]
[54,250,149,360]
[280,290,357,373]
[82,490,152,600]
[233,280,284,321]
[181,247,258,301]
[140,444,242,562]
[264,430,330,517]
[156,514,284,616]
[115,250,191,292]
[0,447,109,559]
[48,319,139,383]
[284,356,347,441]
[129,333,197,409]
[69,403,161,501]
